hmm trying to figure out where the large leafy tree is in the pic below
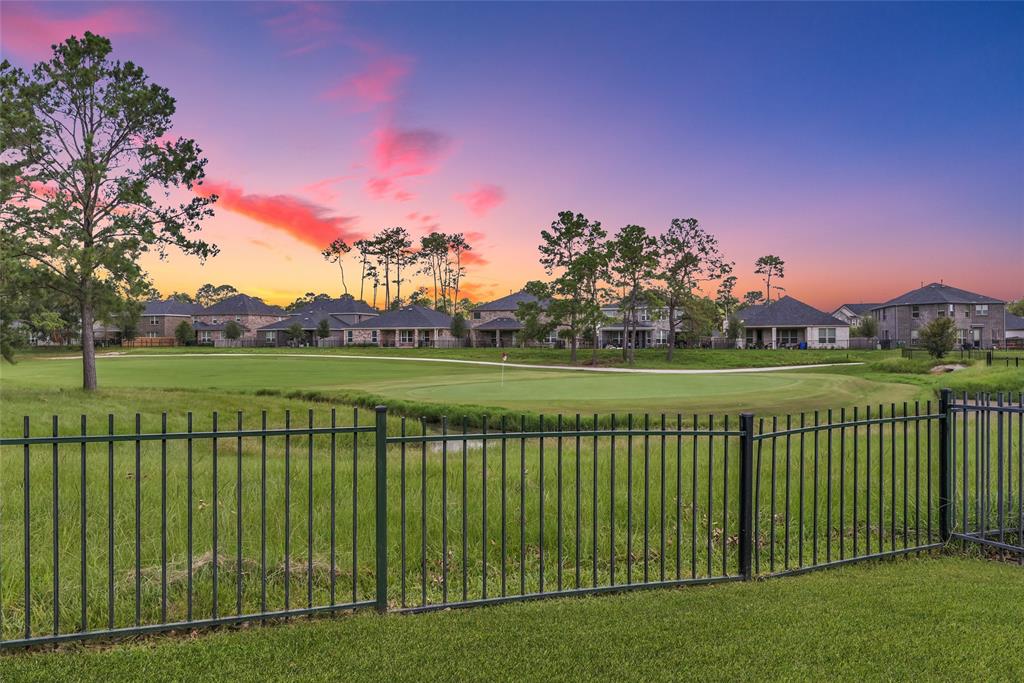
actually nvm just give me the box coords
[608,224,659,365]
[1,34,217,389]
[194,283,237,308]
[656,218,730,360]
[538,211,606,364]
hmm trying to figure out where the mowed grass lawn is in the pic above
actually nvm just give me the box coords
[2,557,1021,681]
[0,353,921,417]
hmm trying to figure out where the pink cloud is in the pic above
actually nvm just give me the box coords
[322,56,412,109]
[301,174,356,202]
[372,126,452,177]
[1,4,148,60]
[195,180,361,249]
[454,184,506,218]
[262,2,341,56]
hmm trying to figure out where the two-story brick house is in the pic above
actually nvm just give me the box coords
[871,283,1005,349]
[831,303,879,327]
[140,299,203,338]
[256,295,379,346]
[193,293,287,340]
[469,291,541,347]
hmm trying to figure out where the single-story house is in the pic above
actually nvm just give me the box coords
[193,293,287,339]
[1005,313,1024,342]
[351,305,457,347]
[871,283,1005,349]
[735,296,850,349]
[292,295,378,325]
[257,312,351,347]
[831,303,879,327]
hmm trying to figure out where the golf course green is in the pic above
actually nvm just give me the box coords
[0,353,919,416]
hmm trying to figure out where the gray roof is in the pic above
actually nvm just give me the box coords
[353,305,453,329]
[474,317,523,331]
[834,303,879,315]
[202,293,286,316]
[295,295,377,316]
[1005,313,1024,331]
[474,291,542,312]
[143,299,203,316]
[739,296,847,328]
[193,321,249,331]
[873,283,1003,308]
[258,313,350,332]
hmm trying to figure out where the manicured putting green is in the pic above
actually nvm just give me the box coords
[0,354,918,415]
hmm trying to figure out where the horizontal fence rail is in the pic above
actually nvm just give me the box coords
[2,392,1020,648]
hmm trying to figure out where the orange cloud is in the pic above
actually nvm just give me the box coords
[1,3,149,60]
[461,250,489,267]
[454,184,505,218]
[196,180,361,249]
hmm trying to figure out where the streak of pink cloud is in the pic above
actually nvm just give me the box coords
[322,56,412,109]
[262,2,341,56]
[1,3,148,60]
[195,180,361,249]
[301,174,357,202]
[454,184,506,218]
[372,126,452,177]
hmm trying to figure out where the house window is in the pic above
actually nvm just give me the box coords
[473,311,482,320]
[399,330,414,344]
[235,316,241,323]
[146,331,158,338]
[265,332,274,342]
[547,330,560,345]
[911,306,919,319]
[937,306,946,317]
[778,330,799,346]
[911,330,919,341]
[654,329,669,345]
[370,330,379,344]
[150,317,160,325]
[976,304,988,316]
[346,330,353,344]
[818,327,837,345]
[638,308,650,322]
[963,308,971,318]
[881,309,887,321]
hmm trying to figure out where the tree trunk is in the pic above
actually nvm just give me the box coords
[666,304,675,362]
[570,334,578,365]
[81,298,98,391]
[591,323,599,365]
[339,262,348,295]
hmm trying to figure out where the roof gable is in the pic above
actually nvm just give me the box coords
[874,283,1004,308]
[834,303,879,316]
[143,299,202,316]
[353,305,453,329]
[202,293,286,316]
[474,291,541,312]
[739,296,848,327]
[258,313,350,331]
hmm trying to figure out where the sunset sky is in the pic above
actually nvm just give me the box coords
[3,1,1022,310]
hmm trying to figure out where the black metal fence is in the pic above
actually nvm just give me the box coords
[1,392,1018,649]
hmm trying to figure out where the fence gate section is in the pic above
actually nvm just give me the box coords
[947,393,1024,556]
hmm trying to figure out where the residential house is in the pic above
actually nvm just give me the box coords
[871,283,1005,349]
[139,299,203,338]
[597,302,674,349]
[193,321,248,344]
[1004,313,1024,344]
[736,296,850,349]
[831,303,879,328]
[194,293,287,339]
[469,290,540,347]
[350,305,457,347]
[256,295,379,347]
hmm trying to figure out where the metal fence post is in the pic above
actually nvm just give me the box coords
[738,413,755,580]
[985,350,992,366]
[374,405,389,612]
[938,389,953,542]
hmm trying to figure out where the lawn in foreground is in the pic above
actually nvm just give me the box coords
[0,353,921,417]
[2,556,1021,681]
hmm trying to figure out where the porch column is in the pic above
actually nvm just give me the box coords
[771,327,777,349]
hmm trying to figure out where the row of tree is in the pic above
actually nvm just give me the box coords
[321,229,474,314]
[514,211,787,365]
